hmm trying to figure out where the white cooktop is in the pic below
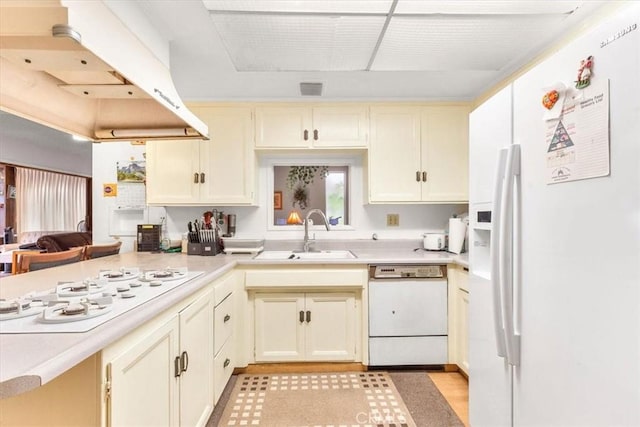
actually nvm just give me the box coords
[0,270,204,334]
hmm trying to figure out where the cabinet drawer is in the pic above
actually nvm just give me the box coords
[214,339,235,404]
[214,294,234,355]
[245,268,366,289]
[214,273,235,305]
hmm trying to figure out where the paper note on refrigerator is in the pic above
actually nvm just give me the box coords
[545,79,610,184]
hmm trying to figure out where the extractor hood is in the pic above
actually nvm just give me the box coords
[0,0,208,142]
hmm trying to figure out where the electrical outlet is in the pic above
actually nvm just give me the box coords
[387,214,400,227]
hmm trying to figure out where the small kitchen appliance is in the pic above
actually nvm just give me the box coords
[137,224,161,252]
[448,218,467,254]
[423,233,446,250]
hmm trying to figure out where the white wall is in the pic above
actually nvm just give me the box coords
[0,112,92,177]
[92,143,166,253]
[93,145,467,252]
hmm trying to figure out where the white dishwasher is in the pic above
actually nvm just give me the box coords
[368,265,448,366]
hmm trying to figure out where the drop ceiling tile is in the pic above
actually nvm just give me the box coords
[394,0,582,15]
[372,14,570,71]
[203,0,393,14]
[210,14,385,71]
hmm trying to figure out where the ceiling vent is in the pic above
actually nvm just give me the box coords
[300,82,323,96]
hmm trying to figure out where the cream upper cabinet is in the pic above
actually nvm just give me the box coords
[369,106,422,202]
[193,106,256,205]
[255,105,368,148]
[310,106,368,148]
[146,139,201,204]
[146,106,255,205]
[420,106,469,202]
[368,104,469,203]
[254,292,357,362]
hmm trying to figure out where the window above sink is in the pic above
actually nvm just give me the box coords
[264,155,358,231]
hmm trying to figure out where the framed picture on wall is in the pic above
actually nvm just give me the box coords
[274,191,283,210]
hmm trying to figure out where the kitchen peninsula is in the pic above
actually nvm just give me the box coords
[0,246,467,426]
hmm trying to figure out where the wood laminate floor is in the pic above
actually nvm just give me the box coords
[428,372,469,427]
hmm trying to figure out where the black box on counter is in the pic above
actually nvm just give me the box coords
[137,224,161,252]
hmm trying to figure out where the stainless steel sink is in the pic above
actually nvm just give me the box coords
[253,250,357,260]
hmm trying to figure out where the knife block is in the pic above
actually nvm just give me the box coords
[187,242,218,256]
[187,243,203,255]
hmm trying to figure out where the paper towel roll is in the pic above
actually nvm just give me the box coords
[448,218,467,254]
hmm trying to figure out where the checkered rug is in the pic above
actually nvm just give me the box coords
[217,372,416,427]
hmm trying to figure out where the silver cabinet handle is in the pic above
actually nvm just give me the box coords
[200,172,205,184]
[313,129,318,140]
[416,171,421,182]
[299,310,304,322]
[305,310,311,323]
[223,358,231,368]
[181,351,189,373]
[194,172,199,184]
[224,314,231,322]
[174,356,182,377]
[422,171,427,182]
[303,129,309,141]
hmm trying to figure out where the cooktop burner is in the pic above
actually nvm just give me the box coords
[0,293,61,321]
[140,267,188,282]
[56,279,109,297]
[98,267,141,282]
[39,295,113,324]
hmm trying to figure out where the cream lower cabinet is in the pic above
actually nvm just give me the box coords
[447,265,469,375]
[146,107,255,205]
[245,266,366,363]
[254,292,356,362]
[368,104,469,203]
[213,272,237,403]
[103,289,214,427]
[255,105,368,148]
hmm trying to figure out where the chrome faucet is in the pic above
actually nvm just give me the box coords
[303,209,331,252]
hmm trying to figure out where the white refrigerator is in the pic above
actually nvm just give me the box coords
[468,3,640,426]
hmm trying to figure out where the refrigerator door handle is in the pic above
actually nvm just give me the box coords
[499,144,521,366]
[491,148,509,358]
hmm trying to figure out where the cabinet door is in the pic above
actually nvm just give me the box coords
[458,288,469,375]
[304,293,356,361]
[457,268,469,374]
[108,316,180,427]
[146,139,201,204]
[255,107,312,148]
[311,106,368,148]
[179,291,214,427]
[254,293,305,361]
[420,106,469,202]
[369,106,422,202]
[193,107,256,205]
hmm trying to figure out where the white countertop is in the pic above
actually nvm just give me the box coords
[0,247,468,398]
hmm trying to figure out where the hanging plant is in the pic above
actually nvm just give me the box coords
[292,185,309,210]
[286,166,329,210]
[286,166,329,191]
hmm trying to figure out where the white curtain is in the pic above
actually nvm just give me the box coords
[15,168,87,233]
